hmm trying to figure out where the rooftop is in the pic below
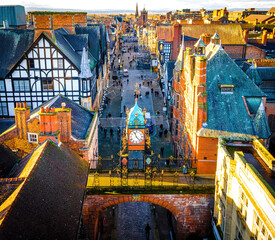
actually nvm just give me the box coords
[0,140,89,239]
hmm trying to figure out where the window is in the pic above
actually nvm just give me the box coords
[58,59,63,68]
[28,59,35,69]
[0,80,5,91]
[220,85,234,94]
[13,80,30,91]
[82,80,87,91]
[28,133,38,143]
[42,78,54,91]
[0,102,8,115]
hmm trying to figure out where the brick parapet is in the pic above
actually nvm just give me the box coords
[83,194,214,240]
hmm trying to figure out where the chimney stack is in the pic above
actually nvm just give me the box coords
[243,29,249,43]
[57,103,72,143]
[262,30,268,45]
[14,102,30,140]
[39,107,60,144]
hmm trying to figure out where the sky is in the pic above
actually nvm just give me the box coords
[0,0,273,12]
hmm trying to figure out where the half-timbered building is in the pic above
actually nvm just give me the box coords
[0,24,108,117]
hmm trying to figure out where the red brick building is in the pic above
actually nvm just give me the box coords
[171,34,271,174]
[0,94,98,167]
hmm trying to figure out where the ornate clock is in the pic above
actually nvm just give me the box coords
[129,129,144,144]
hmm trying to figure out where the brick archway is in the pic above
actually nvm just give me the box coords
[82,194,214,240]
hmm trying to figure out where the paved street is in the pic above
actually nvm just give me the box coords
[98,40,173,161]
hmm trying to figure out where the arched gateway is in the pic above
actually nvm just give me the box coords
[82,194,214,240]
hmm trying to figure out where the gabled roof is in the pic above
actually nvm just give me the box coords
[0,29,34,78]
[267,7,275,14]
[194,37,206,48]
[0,140,89,240]
[244,14,274,23]
[31,94,95,140]
[181,24,246,45]
[201,44,270,139]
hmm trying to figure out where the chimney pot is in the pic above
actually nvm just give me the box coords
[16,102,20,108]
[46,107,50,113]
[41,107,44,113]
[61,102,66,109]
[51,107,55,113]
[24,102,27,108]
[20,102,23,108]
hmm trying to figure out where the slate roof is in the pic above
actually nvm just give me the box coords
[201,43,271,139]
[0,29,34,78]
[0,5,26,27]
[31,94,95,140]
[0,145,18,178]
[167,61,175,81]
[181,24,246,45]
[76,26,101,63]
[0,140,89,240]
[246,66,275,102]
[63,34,88,51]
[54,28,84,70]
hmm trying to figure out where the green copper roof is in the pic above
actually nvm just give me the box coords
[128,100,145,129]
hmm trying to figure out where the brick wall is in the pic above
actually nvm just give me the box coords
[245,45,266,59]
[83,194,214,240]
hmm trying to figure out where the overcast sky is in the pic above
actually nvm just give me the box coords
[0,0,273,11]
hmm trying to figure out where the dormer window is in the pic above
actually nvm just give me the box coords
[220,85,234,94]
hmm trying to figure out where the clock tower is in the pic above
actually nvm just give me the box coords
[126,99,147,150]
[118,98,151,169]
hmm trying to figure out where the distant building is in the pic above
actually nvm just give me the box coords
[171,34,271,174]
[213,137,275,240]
[0,5,26,29]
[267,7,275,16]
[141,7,148,25]
[244,14,275,24]
[135,3,139,19]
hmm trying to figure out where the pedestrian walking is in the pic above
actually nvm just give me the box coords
[164,129,168,137]
[147,82,149,86]
[159,131,163,138]
[123,105,126,112]
[139,83,141,88]
[110,128,113,136]
[145,223,151,240]
[104,128,107,137]
[160,146,164,156]
[127,79,129,84]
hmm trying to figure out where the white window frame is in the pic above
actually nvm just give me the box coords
[28,133,38,143]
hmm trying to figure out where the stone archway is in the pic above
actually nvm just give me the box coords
[82,194,214,240]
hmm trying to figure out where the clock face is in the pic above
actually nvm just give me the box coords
[129,130,144,144]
